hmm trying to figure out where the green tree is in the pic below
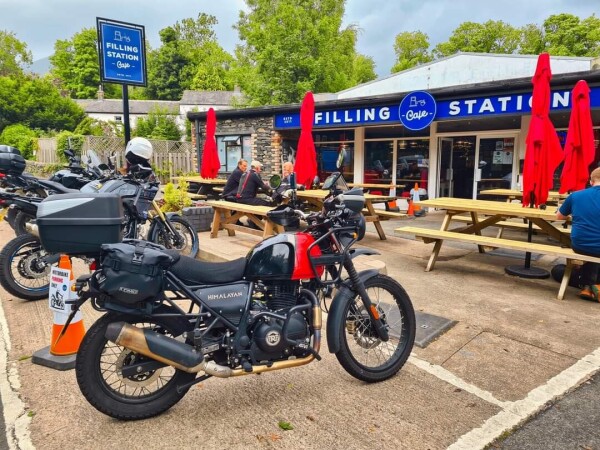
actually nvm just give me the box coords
[542,13,600,56]
[391,31,433,73]
[234,0,375,105]
[134,107,181,140]
[0,30,32,77]
[50,28,120,99]
[518,24,545,55]
[434,20,521,58]
[147,14,233,100]
[0,124,37,159]
[0,75,85,133]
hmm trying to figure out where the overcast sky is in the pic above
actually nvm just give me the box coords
[0,0,597,76]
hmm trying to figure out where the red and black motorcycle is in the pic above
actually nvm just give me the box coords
[68,172,415,420]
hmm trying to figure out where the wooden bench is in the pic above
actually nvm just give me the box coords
[366,209,408,220]
[451,215,570,238]
[395,225,600,300]
[205,200,284,239]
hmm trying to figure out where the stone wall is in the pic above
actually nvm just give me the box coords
[194,115,283,177]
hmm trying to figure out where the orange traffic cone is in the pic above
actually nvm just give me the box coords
[407,199,415,216]
[411,183,421,212]
[50,255,85,356]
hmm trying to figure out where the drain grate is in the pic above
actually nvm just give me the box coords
[414,312,457,348]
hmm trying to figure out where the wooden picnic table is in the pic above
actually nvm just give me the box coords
[479,189,568,203]
[205,200,284,239]
[178,176,227,199]
[294,189,403,240]
[394,197,600,300]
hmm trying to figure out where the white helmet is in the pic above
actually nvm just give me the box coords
[125,137,153,162]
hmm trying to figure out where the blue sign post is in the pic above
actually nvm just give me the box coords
[97,18,147,144]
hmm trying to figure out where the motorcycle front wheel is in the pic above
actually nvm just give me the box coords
[334,274,415,382]
[149,215,199,258]
[0,234,51,300]
[75,312,197,420]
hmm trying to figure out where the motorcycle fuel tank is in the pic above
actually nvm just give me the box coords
[244,233,321,281]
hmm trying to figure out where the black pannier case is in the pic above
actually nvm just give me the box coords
[37,193,123,254]
[0,146,26,175]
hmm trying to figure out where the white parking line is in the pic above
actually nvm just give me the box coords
[0,298,33,450]
[409,348,600,450]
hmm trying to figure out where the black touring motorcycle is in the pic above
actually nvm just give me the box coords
[51,172,415,420]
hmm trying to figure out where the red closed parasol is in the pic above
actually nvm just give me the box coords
[294,92,318,188]
[521,53,564,207]
[200,108,221,179]
[559,80,595,193]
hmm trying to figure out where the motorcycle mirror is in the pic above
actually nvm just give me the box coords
[64,149,75,158]
[269,174,281,189]
[289,172,296,190]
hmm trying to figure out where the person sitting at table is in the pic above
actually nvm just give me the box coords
[221,158,247,201]
[556,167,600,301]
[272,161,295,204]
[236,160,272,206]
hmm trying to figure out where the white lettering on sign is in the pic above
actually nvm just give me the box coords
[405,110,429,121]
[312,107,388,126]
[107,52,140,61]
[380,107,390,120]
[106,42,139,53]
[447,92,571,117]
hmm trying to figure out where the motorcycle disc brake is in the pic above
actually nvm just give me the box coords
[116,349,163,387]
[18,251,50,279]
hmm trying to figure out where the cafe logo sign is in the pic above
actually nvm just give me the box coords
[398,91,436,131]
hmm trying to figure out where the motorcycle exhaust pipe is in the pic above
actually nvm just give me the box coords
[106,299,323,378]
[25,222,39,238]
[105,322,208,374]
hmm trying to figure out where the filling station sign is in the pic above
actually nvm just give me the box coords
[97,18,147,86]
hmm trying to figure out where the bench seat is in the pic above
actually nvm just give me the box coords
[395,225,600,300]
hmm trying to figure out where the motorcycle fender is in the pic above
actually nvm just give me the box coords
[326,269,379,354]
[348,248,380,259]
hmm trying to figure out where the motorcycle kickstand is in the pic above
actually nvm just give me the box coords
[176,373,212,394]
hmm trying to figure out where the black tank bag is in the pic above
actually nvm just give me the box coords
[98,240,176,304]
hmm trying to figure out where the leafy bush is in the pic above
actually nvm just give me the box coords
[135,107,182,141]
[74,117,122,137]
[160,180,192,212]
[56,132,84,163]
[0,124,38,159]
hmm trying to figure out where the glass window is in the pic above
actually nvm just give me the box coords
[316,143,354,183]
[364,141,393,184]
[217,135,251,172]
[396,139,430,193]
[314,130,354,143]
[477,137,514,192]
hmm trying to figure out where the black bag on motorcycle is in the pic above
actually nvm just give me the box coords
[98,240,177,304]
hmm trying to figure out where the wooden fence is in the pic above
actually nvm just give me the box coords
[34,136,197,181]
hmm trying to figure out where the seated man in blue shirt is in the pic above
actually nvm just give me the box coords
[557,167,600,301]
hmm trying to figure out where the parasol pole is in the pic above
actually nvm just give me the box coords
[505,183,550,279]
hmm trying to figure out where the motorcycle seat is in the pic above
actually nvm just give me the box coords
[169,255,247,284]
[36,179,79,194]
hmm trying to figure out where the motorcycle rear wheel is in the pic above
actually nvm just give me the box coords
[0,234,50,300]
[334,274,415,382]
[13,211,35,236]
[149,215,199,258]
[75,312,197,420]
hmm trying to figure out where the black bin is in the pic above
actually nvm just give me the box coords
[37,193,123,254]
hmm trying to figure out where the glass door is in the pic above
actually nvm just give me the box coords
[437,136,476,198]
[475,137,515,197]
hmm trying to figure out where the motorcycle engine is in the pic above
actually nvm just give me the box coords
[247,281,311,362]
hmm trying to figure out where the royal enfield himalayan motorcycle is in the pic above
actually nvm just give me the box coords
[68,172,416,420]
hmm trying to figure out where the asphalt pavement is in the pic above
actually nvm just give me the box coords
[1,212,599,449]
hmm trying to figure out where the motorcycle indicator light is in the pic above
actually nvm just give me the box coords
[369,305,380,320]
[89,261,97,271]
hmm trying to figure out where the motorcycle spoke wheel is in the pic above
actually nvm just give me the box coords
[335,274,415,382]
[76,313,196,420]
[153,216,198,258]
[0,234,50,300]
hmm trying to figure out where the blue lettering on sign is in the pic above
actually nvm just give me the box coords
[398,91,436,131]
[97,19,147,86]
[273,86,600,129]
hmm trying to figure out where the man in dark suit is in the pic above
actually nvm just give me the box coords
[221,159,247,201]
[236,160,272,206]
